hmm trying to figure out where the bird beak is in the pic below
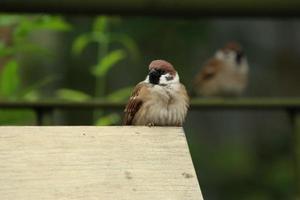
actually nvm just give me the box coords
[148,69,160,85]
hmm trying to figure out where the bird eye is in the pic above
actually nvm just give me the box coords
[165,75,173,81]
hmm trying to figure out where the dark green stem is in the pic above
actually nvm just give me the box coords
[93,27,109,122]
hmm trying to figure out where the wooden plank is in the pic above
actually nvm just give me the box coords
[0,126,203,200]
[0,0,300,17]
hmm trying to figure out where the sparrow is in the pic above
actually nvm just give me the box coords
[193,42,249,97]
[123,60,189,126]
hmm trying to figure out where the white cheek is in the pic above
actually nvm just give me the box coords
[159,74,169,85]
[215,51,225,60]
[228,52,236,62]
[159,73,180,85]
[216,50,236,65]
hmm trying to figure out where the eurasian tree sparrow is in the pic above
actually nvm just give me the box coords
[124,60,189,126]
[194,42,249,97]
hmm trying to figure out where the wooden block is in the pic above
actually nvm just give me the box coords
[0,126,203,200]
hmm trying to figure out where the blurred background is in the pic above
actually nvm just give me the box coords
[0,14,299,199]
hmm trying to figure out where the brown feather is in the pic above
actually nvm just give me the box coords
[149,60,176,76]
[123,82,148,125]
[194,58,223,87]
[221,42,242,53]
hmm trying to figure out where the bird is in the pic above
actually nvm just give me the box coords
[123,59,189,126]
[193,42,249,97]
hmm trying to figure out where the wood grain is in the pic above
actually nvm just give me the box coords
[0,126,203,200]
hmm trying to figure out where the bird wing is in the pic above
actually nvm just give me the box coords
[194,58,222,86]
[123,82,149,125]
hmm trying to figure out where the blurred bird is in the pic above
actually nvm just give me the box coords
[193,42,249,97]
[124,59,189,126]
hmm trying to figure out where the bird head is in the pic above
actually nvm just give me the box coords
[215,42,246,66]
[146,60,179,85]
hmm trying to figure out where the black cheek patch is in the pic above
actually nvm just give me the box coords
[236,51,244,64]
[165,76,174,81]
[149,73,160,84]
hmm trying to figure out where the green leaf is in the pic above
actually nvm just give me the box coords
[111,34,139,60]
[21,76,57,100]
[71,34,92,55]
[93,16,108,32]
[91,49,126,77]
[0,41,4,49]
[35,16,71,31]
[56,89,91,102]
[0,60,20,98]
[0,42,47,57]
[0,15,21,26]
[109,17,122,26]
[13,19,35,40]
[91,31,108,44]
[94,113,120,126]
[0,110,36,125]
[13,16,71,42]
[0,41,14,57]
[106,86,133,102]
[23,91,40,101]
[13,42,50,56]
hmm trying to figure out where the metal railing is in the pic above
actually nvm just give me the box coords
[0,98,299,125]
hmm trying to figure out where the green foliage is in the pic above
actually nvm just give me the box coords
[31,16,71,31]
[0,15,71,98]
[264,158,295,195]
[0,60,20,99]
[94,113,120,126]
[0,41,9,57]
[0,110,36,125]
[71,33,93,55]
[61,16,138,125]
[110,34,139,60]
[0,14,71,124]
[71,16,138,58]
[0,14,136,126]
[0,15,70,58]
[0,15,20,26]
[22,90,40,102]
[0,60,58,101]
[13,16,71,40]
[93,16,108,32]
[21,76,57,101]
[56,89,91,102]
[106,86,133,102]
[91,49,126,77]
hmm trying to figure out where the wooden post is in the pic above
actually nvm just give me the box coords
[34,108,44,126]
[0,126,203,200]
[34,108,54,125]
